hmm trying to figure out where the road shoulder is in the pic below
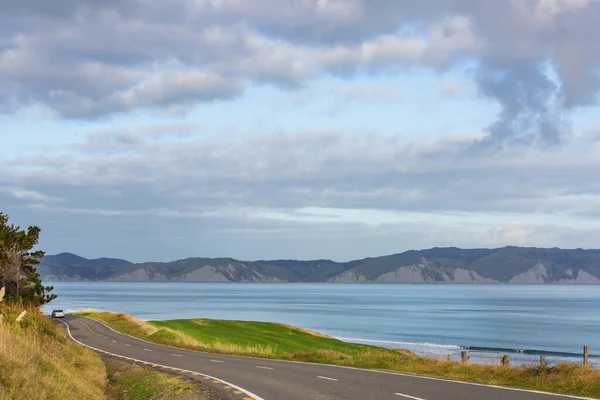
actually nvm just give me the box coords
[102,354,231,400]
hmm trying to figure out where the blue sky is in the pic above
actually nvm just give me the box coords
[2,1,600,262]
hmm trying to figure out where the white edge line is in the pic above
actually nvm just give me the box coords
[59,320,265,400]
[395,393,426,400]
[317,375,338,381]
[75,316,592,400]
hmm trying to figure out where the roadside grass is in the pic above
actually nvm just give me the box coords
[0,304,106,400]
[0,303,225,400]
[103,357,214,400]
[75,311,600,399]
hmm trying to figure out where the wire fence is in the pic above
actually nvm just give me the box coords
[411,348,600,367]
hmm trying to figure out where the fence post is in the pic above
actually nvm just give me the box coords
[540,354,545,367]
[461,351,468,364]
[447,354,451,361]
[584,346,588,366]
[501,355,510,366]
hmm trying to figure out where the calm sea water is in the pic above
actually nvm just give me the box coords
[44,283,600,366]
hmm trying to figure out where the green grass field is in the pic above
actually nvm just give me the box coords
[75,311,418,367]
[75,311,600,399]
[150,318,374,354]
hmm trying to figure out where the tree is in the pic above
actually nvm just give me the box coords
[0,212,56,306]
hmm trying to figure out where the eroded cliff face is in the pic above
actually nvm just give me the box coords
[106,268,168,282]
[374,266,496,283]
[328,270,369,283]
[557,270,600,284]
[509,263,600,284]
[329,261,497,283]
[103,263,290,282]
[241,272,287,283]
[508,263,550,284]
[176,266,231,282]
[174,263,289,282]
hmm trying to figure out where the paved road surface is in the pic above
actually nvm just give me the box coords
[62,315,592,400]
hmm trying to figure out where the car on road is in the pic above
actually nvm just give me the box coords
[51,309,65,318]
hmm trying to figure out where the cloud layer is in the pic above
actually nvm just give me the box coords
[2,1,600,144]
[3,125,600,260]
[3,1,600,260]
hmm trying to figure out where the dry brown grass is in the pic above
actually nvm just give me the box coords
[146,327,280,357]
[79,309,159,335]
[273,322,333,338]
[0,305,106,400]
[210,340,279,358]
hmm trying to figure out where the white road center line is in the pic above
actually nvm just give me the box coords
[171,354,183,357]
[317,376,338,382]
[395,393,426,400]
[143,349,152,352]
[124,344,131,347]
[210,360,223,363]
[256,366,273,370]
[112,340,117,343]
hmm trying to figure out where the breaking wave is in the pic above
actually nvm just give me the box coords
[334,337,461,350]
[336,338,593,358]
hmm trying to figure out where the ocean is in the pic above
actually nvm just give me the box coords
[44,282,600,366]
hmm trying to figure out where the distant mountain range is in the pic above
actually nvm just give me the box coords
[37,247,600,284]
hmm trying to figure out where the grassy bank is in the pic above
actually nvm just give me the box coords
[0,304,106,400]
[0,303,220,400]
[77,311,600,399]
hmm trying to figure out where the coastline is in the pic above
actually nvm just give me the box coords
[43,282,600,368]
[68,311,600,398]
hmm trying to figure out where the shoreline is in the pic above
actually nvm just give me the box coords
[340,336,595,367]
[66,311,600,398]
[69,309,596,368]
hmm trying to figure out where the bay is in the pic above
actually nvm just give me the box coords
[44,282,600,366]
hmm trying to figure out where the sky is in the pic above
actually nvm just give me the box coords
[2,0,600,263]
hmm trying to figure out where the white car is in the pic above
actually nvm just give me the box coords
[51,309,65,318]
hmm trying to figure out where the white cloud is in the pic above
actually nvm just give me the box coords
[531,0,591,24]
[480,221,536,245]
[4,126,600,220]
[115,69,243,108]
[320,35,428,69]
[2,0,598,135]
[0,186,60,202]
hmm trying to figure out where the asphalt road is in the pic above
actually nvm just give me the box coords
[62,315,592,400]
